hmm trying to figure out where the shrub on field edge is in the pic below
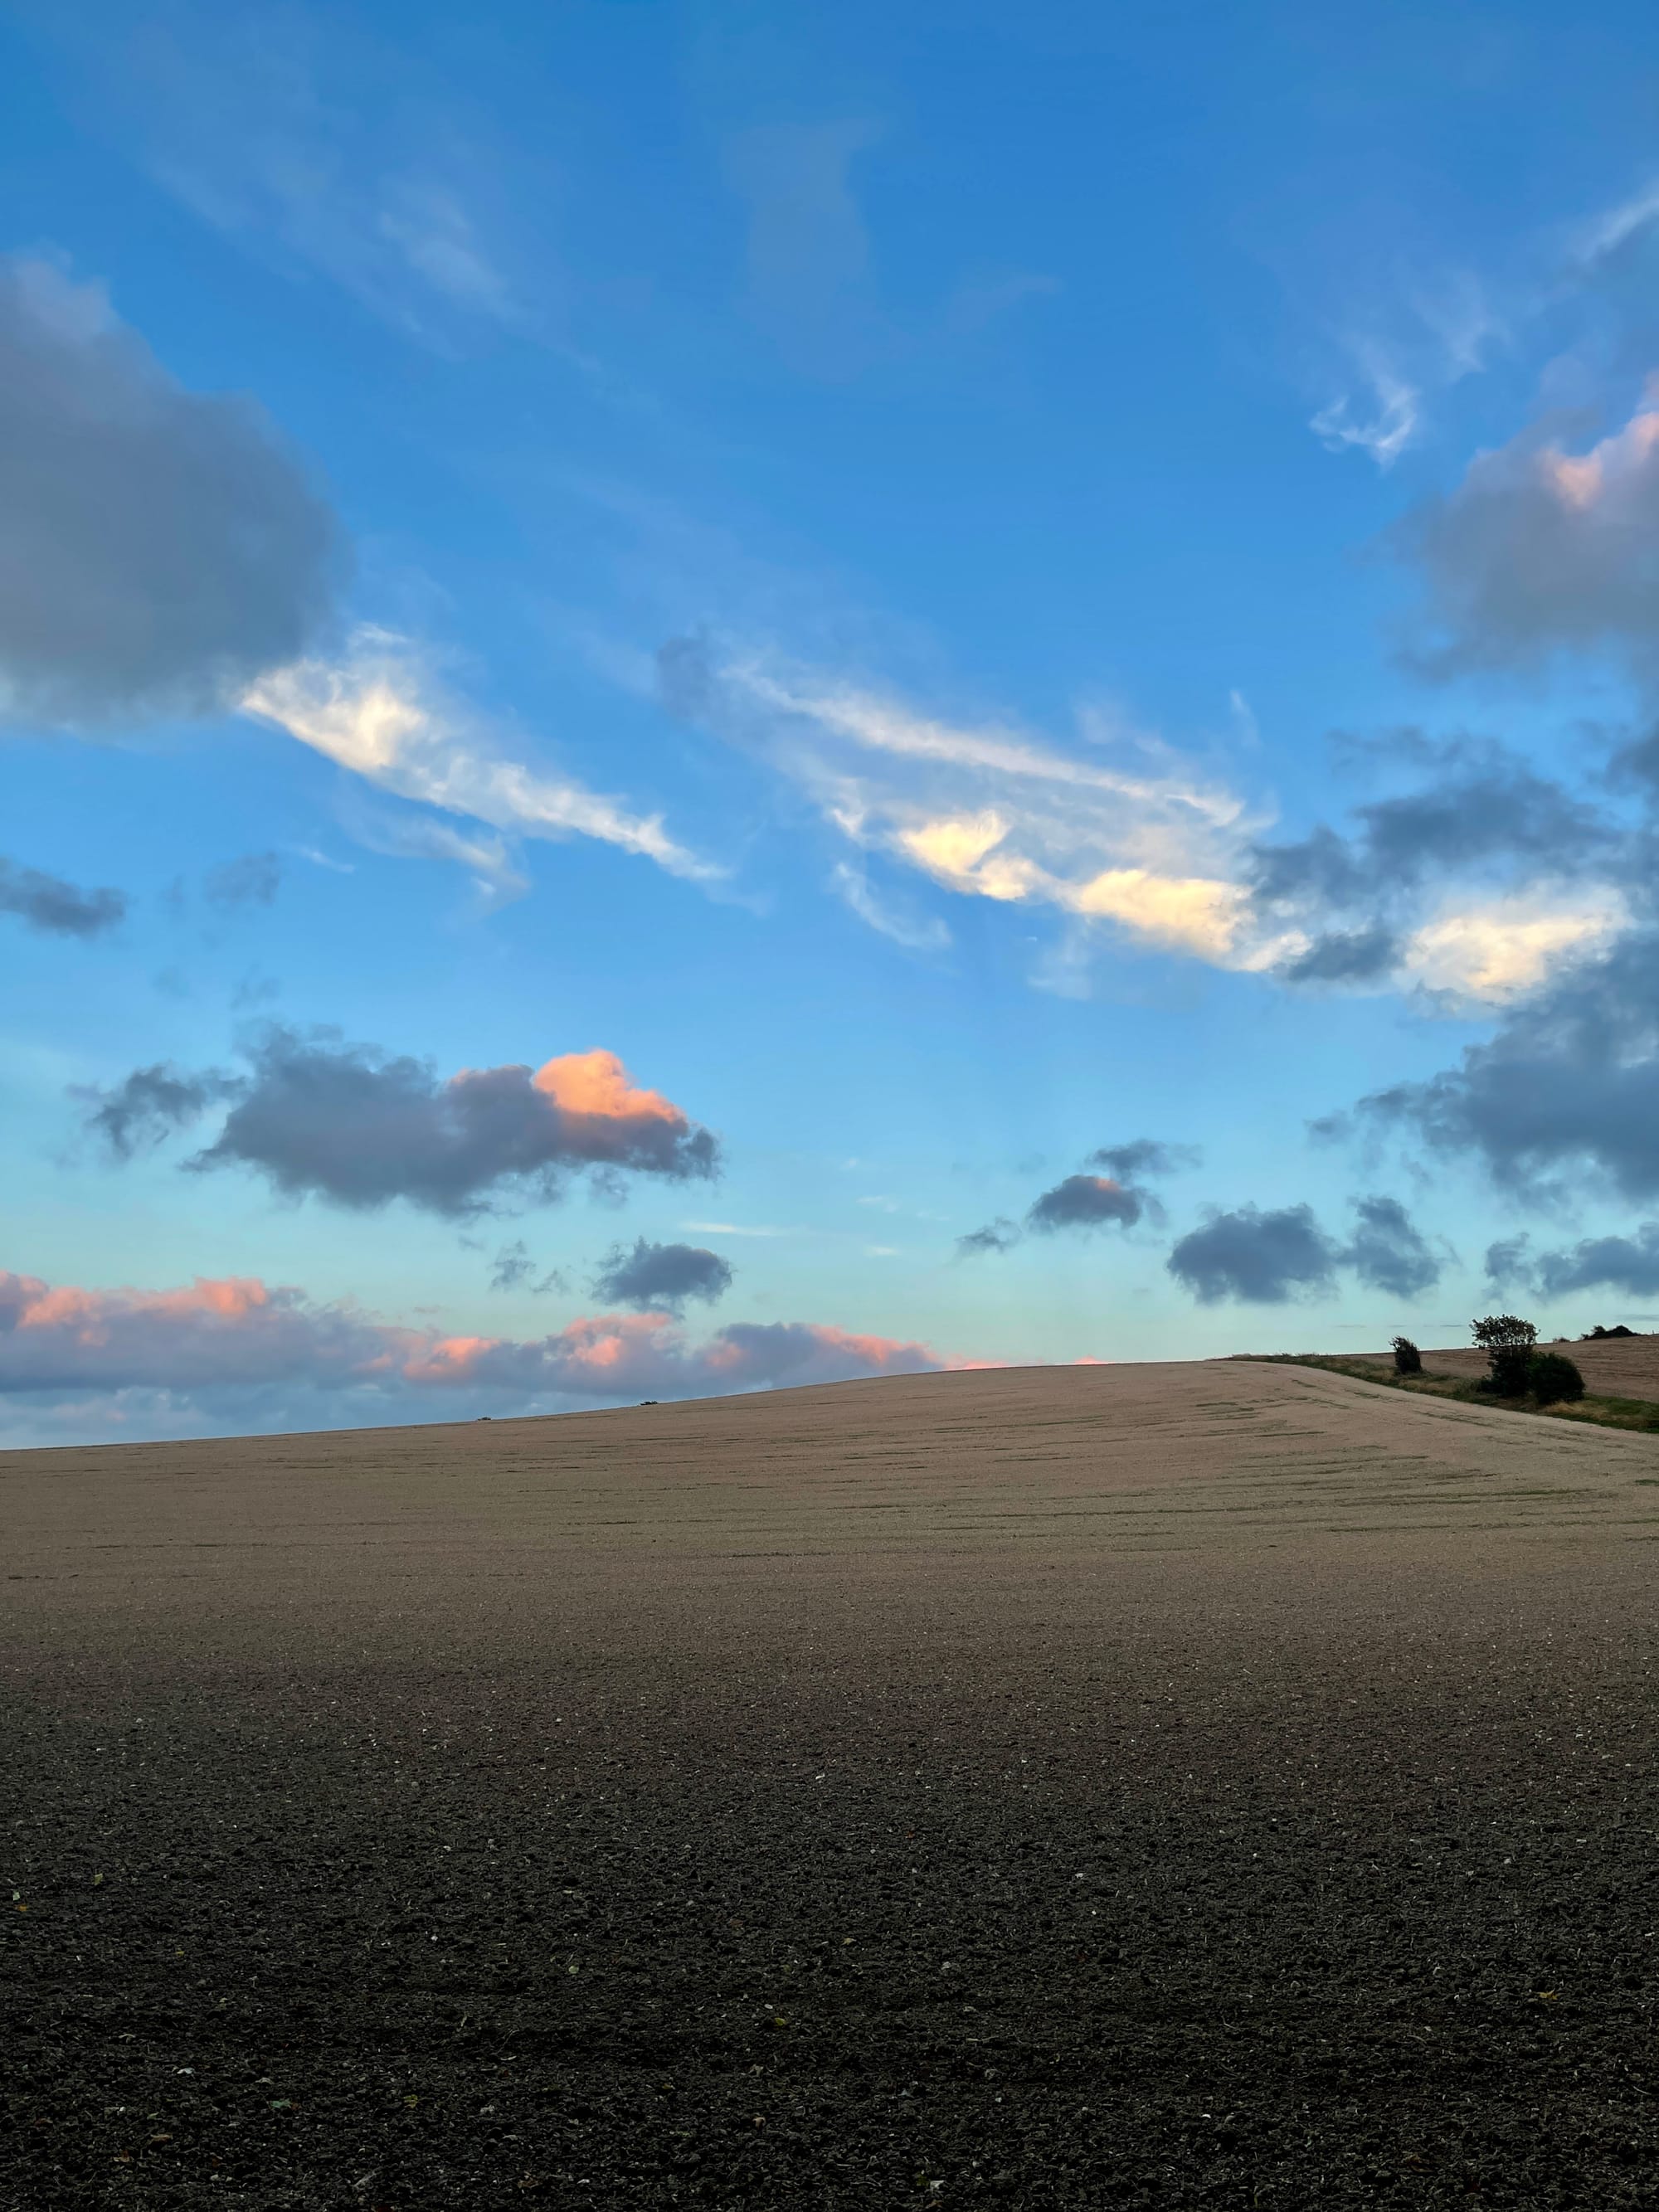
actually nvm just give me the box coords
[1530,1351,1585,1406]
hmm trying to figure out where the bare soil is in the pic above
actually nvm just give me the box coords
[5,1362,1659,2209]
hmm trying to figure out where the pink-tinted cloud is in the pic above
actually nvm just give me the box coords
[0,1267,961,1441]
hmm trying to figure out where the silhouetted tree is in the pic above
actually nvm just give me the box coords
[1391,1334,1422,1375]
[1472,1314,1537,1396]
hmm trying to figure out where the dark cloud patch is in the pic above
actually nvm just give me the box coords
[1250,754,1610,949]
[591,1238,733,1315]
[1355,929,1659,1199]
[489,1241,566,1296]
[84,1028,720,1216]
[1343,1194,1442,1297]
[1167,1203,1340,1305]
[0,854,126,938]
[1086,1139,1199,1179]
[1484,1234,1535,1292]
[1027,1174,1147,1232]
[1534,1226,1659,1297]
[0,257,340,727]
[203,851,282,911]
[955,1218,1022,1258]
[1395,406,1659,682]
[1280,926,1401,984]
[78,1062,235,1159]
[959,1140,1193,1256]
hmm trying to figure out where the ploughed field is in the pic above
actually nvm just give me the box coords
[5,1361,1659,2209]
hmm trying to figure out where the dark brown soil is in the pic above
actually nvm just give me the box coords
[5,1365,1657,2209]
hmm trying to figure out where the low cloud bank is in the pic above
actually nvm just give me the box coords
[0,1266,955,1445]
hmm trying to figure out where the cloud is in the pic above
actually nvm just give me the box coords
[1166,1203,1341,1305]
[202,851,281,912]
[488,1240,565,1296]
[659,640,1291,975]
[1087,1140,1200,1180]
[591,1238,734,1315]
[0,855,126,938]
[955,1218,1021,1258]
[246,630,716,885]
[100,5,523,344]
[0,1265,959,1441]
[1311,354,1419,469]
[1533,1225,1659,1296]
[77,1063,239,1161]
[1026,1174,1148,1232]
[959,1139,1194,1255]
[1280,926,1401,984]
[83,1028,719,1216]
[1401,891,1627,1002]
[1250,743,1630,1001]
[1399,391,1659,682]
[830,861,951,951]
[1353,928,1659,1200]
[0,255,338,727]
[1343,1194,1443,1298]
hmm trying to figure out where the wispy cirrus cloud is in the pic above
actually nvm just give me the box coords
[659,637,1298,975]
[246,629,718,887]
[73,2,528,348]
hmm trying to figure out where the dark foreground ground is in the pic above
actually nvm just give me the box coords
[4,1364,1658,2208]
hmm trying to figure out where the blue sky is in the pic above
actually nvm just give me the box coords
[8,0,1659,1443]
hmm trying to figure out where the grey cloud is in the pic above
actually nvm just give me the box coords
[77,1062,236,1159]
[1483,1234,1535,1291]
[591,1239,734,1315]
[0,257,340,727]
[1280,927,1401,984]
[1355,928,1659,1199]
[1251,751,1611,946]
[1086,1140,1199,1179]
[960,1140,1193,1256]
[1535,1226,1659,1297]
[0,854,126,937]
[1397,411,1659,682]
[489,1241,566,1296]
[956,1218,1022,1258]
[203,851,282,911]
[1343,1194,1442,1298]
[84,1026,720,1216]
[1027,1174,1149,1232]
[1167,1204,1340,1305]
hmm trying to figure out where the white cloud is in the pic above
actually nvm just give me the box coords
[1402,889,1628,1002]
[244,630,718,885]
[693,649,1287,975]
[1311,356,1419,469]
[830,860,951,950]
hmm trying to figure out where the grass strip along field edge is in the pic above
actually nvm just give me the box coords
[1237,1351,1659,1438]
